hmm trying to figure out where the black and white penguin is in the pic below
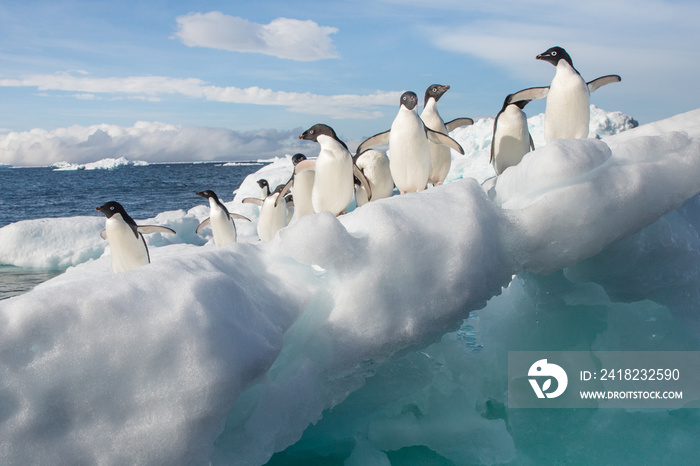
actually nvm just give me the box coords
[420,84,474,186]
[276,153,316,221]
[353,149,394,207]
[195,190,250,246]
[491,95,535,175]
[356,91,464,194]
[509,46,621,142]
[243,179,290,242]
[298,124,371,215]
[96,201,175,273]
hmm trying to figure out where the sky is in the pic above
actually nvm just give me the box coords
[0,0,698,165]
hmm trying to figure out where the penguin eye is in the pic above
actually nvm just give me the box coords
[110,206,114,210]
[402,96,407,101]
[551,51,557,56]
[309,129,314,134]
[432,87,437,92]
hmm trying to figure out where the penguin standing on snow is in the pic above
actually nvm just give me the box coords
[297,124,371,216]
[276,153,316,221]
[96,201,175,273]
[509,46,621,142]
[491,95,535,175]
[357,91,464,194]
[353,149,394,207]
[243,179,290,242]
[195,190,250,246]
[420,84,474,186]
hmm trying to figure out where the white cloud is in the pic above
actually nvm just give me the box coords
[0,71,400,119]
[0,121,312,167]
[421,0,700,103]
[174,12,339,61]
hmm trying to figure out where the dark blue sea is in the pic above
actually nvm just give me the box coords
[0,162,266,299]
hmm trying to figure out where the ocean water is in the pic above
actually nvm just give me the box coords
[0,162,266,299]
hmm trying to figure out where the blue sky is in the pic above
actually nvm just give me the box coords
[0,0,698,165]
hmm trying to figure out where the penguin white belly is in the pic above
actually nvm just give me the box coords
[257,194,288,242]
[421,109,451,186]
[544,63,590,142]
[105,215,149,273]
[293,169,316,219]
[312,149,353,215]
[209,200,237,246]
[356,149,394,201]
[493,106,531,174]
[389,112,431,193]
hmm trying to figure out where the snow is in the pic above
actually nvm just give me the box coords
[0,107,699,464]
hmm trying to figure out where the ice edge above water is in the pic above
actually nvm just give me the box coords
[0,108,699,465]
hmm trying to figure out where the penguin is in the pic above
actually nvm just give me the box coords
[276,153,316,221]
[297,124,371,216]
[356,91,464,194]
[420,84,474,186]
[491,95,535,175]
[195,190,250,246]
[96,201,175,273]
[509,46,621,142]
[353,149,394,207]
[243,179,290,242]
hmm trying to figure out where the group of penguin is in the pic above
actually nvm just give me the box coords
[96,46,621,274]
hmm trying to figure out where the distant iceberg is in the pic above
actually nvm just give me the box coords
[0,107,698,465]
[51,156,149,171]
[221,161,269,167]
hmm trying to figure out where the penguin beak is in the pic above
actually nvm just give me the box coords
[195,191,205,198]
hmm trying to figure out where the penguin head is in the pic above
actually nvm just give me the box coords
[257,179,271,197]
[424,84,450,106]
[299,124,336,142]
[196,190,219,202]
[400,91,418,111]
[96,201,127,219]
[299,124,348,150]
[291,153,307,165]
[536,46,573,67]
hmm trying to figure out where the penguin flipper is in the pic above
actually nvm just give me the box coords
[356,130,390,155]
[445,118,474,132]
[231,213,251,222]
[294,159,316,174]
[196,218,211,234]
[100,229,107,240]
[509,86,549,103]
[587,75,621,92]
[426,128,465,155]
[138,225,176,235]
[529,133,535,152]
[353,165,372,202]
[242,198,264,206]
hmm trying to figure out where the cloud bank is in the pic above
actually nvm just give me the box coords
[0,122,312,167]
[0,72,399,120]
[174,12,339,61]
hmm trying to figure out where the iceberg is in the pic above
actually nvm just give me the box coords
[0,107,699,464]
[51,157,148,171]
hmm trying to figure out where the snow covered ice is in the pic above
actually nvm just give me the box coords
[1,107,700,464]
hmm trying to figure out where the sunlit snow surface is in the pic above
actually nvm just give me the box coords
[2,107,700,464]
